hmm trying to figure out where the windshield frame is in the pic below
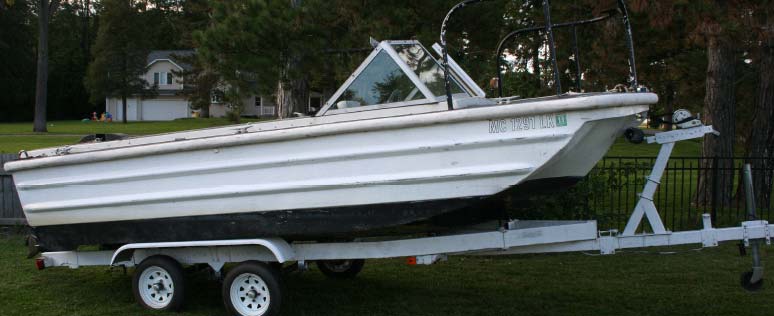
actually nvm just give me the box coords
[318,40,478,116]
[429,43,486,98]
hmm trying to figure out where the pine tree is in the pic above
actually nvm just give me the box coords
[85,0,153,124]
[173,0,214,118]
[195,0,321,119]
[48,1,94,120]
[0,0,37,122]
[175,53,218,118]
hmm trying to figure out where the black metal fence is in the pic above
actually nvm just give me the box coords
[0,154,24,225]
[579,156,774,232]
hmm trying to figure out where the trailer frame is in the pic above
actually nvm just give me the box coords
[35,121,772,315]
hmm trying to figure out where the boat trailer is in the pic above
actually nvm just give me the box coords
[35,119,772,315]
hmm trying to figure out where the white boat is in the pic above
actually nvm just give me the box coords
[4,40,656,251]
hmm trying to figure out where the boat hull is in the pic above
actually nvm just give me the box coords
[7,93,654,250]
[32,176,584,251]
[31,196,480,251]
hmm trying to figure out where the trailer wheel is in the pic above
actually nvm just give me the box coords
[223,261,282,316]
[740,270,764,292]
[132,256,185,312]
[316,259,365,279]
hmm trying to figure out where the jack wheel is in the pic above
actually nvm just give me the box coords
[624,127,645,144]
[740,270,764,292]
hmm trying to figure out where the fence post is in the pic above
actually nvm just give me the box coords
[711,157,719,224]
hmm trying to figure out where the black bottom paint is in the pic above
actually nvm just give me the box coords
[33,176,583,251]
[421,176,583,227]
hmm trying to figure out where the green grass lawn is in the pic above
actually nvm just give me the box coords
[606,137,702,157]
[1,233,772,316]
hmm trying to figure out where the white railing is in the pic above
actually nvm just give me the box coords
[261,106,276,116]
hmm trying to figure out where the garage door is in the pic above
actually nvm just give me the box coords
[142,100,190,121]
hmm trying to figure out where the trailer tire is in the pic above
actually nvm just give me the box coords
[316,259,365,279]
[223,261,282,316]
[132,255,185,312]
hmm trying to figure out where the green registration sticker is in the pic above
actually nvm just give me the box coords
[555,114,568,127]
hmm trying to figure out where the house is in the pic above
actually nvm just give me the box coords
[209,91,324,118]
[106,50,324,121]
[106,50,195,121]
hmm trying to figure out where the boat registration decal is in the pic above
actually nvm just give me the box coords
[488,113,567,134]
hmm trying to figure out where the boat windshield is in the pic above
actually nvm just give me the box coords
[391,44,466,97]
[322,40,479,115]
[332,50,425,109]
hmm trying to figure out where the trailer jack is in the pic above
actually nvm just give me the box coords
[740,164,766,291]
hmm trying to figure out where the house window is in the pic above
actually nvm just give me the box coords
[211,90,224,103]
[254,96,262,107]
[155,72,172,85]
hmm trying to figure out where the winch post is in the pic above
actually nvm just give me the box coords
[621,123,718,236]
[621,142,671,235]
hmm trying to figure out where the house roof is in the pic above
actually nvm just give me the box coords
[147,50,195,71]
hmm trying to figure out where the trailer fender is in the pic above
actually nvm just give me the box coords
[110,238,295,266]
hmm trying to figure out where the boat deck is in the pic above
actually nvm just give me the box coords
[21,92,626,159]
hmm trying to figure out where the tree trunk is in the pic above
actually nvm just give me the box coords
[746,19,774,211]
[121,49,128,124]
[275,71,309,119]
[695,36,736,209]
[289,70,309,116]
[276,81,287,118]
[664,81,674,130]
[81,0,90,65]
[199,100,210,118]
[121,93,127,124]
[275,0,309,119]
[277,56,309,118]
[33,0,51,133]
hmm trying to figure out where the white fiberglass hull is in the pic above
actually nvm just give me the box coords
[5,93,654,250]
